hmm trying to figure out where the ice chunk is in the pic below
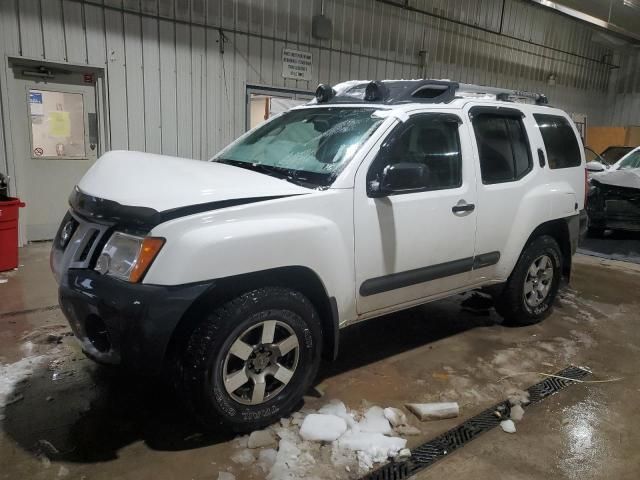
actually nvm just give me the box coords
[299,414,347,442]
[248,429,277,449]
[217,472,235,480]
[258,448,278,473]
[337,431,406,461]
[394,448,411,461]
[318,399,357,428]
[507,388,530,406]
[358,406,392,434]
[231,449,255,465]
[500,419,516,433]
[406,402,459,421]
[318,399,347,417]
[510,404,525,422]
[395,425,421,436]
[383,407,408,427]
[267,439,317,480]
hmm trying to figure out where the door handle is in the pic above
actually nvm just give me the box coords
[452,201,475,213]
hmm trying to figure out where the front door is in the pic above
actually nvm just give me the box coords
[354,112,478,314]
[7,62,100,241]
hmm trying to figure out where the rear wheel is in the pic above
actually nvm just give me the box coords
[495,235,562,326]
[178,287,322,432]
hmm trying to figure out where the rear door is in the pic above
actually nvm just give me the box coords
[353,111,478,314]
[466,105,537,282]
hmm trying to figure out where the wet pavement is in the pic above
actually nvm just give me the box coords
[1,242,640,479]
[579,230,640,264]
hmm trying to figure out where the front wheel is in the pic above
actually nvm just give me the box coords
[178,287,322,432]
[495,235,562,326]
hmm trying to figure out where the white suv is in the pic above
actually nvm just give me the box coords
[51,80,587,431]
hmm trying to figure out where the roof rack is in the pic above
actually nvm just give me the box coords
[315,80,548,106]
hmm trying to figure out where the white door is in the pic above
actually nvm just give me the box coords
[246,86,313,130]
[7,63,100,241]
[354,112,479,314]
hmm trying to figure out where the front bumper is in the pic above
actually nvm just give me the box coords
[58,269,210,375]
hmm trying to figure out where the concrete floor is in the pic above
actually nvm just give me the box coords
[1,243,640,479]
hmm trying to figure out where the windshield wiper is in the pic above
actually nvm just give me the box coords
[217,159,310,187]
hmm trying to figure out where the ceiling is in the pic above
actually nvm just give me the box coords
[546,0,640,43]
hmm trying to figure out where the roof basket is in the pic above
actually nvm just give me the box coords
[456,83,548,105]
[314,79,548,105]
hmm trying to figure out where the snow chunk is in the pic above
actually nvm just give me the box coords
[248,429,277,449]
[217,472,235,480]
[0,355,46,408]
[500,419,516,433]
[318,399,357,428]
[383,407,408,428]
[406,402,459,421]
[396,425,421,436]
[337,431,406,464]
[258,448,278,473]
[358,406,392,434]
[507,388,530,406]
[299,414,347,442]
[230,449,255,465]
[510,404,525,422]
[267,438,317,480]
[318,399,348,417]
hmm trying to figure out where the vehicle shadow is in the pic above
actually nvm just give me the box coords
[1,293,498,463]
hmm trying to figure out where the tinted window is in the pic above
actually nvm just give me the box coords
[601,146,633,164]
[472,113,532,184]
[367,114,462,193]
[534,114,581,169]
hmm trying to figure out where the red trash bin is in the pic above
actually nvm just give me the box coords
[0,197,26,272]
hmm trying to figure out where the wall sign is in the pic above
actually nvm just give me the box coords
[29,91,44,116]
[282,48,313,81]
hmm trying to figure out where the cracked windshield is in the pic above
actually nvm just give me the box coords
[215,107,383,187]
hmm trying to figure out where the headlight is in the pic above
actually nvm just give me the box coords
[95,232,165,282]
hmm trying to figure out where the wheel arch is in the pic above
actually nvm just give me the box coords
[523,218,572,279]
[164,266,339,371]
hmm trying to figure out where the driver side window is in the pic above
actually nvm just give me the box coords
[367,113,463,194]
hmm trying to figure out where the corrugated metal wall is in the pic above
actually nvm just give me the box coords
[606,51,640,126]
[0,0,630,167]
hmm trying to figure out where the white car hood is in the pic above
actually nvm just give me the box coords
[77,150,310,212]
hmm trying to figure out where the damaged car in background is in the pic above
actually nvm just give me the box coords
[587,147,640,237]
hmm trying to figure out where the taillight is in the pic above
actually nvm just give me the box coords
[584,167,588,208]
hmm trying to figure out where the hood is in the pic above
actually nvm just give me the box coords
[77,150,310,212]
[592,168,640,190]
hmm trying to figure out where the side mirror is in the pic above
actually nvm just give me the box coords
[586,161,606,173]
[368,162,427,197]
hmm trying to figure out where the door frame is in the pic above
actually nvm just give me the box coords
[245,84,313,131]
[0,55,108,201]
[0,56,107,245]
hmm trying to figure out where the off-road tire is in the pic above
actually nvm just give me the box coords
[178,287,322,432]
[495,235,562,326]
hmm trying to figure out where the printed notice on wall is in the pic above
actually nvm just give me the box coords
[282,48,313,81]
[29,91,44,116]
[48,111,71,138]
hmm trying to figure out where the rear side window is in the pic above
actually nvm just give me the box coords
[534,114,581,169]
[472,113,532,184]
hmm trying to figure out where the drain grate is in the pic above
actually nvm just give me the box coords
[362,366,591,480]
